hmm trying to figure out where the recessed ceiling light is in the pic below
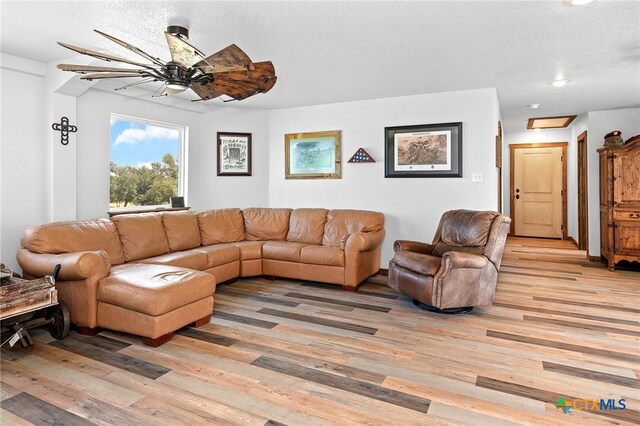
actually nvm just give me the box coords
[528,103,540,109]
[550,79,570,87]
[567,0,595,5]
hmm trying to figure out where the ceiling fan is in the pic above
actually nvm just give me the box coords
[56,26,277,102]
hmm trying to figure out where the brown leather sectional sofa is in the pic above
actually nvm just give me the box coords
[17,208,385,346]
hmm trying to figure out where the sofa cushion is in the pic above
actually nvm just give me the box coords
[112,213,170,262]
[286,209,328,245]
[323,210,384,248]
[134,250,209,271]
[98,264,215,316]
[262,241,306,262]
[439,210,498,247]
[244,208,292,241]
[194,244,240,267]
[393,252,441,276]
[161,211,201,252]
[300,245,344,267]
[232,241,264,260]
[197,208,245,245]
[22,219,126,265]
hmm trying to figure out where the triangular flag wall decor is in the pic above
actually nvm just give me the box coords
[348,148,376,163]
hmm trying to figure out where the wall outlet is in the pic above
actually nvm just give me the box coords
[471,172,484,182]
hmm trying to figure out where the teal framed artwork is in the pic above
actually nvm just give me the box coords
[284,130,341,179]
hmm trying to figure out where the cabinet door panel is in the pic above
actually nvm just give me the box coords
[614,223,640,254]
[613,152,640,207]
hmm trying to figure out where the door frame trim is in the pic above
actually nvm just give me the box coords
[577,131,588,252]
[509,142,568,239]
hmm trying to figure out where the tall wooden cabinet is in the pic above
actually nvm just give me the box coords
[597,138,640,271]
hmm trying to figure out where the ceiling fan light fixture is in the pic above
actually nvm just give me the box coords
[166,81,190,91]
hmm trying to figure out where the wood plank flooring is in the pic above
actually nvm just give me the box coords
[1,237,639,425]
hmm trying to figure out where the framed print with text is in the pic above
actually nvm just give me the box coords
[217,132,252,176]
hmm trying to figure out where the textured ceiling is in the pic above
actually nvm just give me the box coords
[1,0,639,131]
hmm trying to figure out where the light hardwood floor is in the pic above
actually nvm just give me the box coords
[1,237,639,425]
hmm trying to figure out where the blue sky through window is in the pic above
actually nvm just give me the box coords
[110,118,179,167]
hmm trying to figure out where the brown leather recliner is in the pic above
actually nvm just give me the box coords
[388,210,511,314]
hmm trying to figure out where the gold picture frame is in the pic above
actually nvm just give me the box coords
[284,130,342,179]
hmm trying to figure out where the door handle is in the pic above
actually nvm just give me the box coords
[515,194,520,199]
[516,188,520,193]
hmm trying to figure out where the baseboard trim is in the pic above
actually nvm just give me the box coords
[567,236,578,247]
[377,268,389,276]
[588,255,602,262]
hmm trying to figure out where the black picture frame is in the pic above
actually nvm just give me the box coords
[384,122,462,178]
[217,132,252,176]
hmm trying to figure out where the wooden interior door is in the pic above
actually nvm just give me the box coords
[512,145,565,238]
[577,131,588,250]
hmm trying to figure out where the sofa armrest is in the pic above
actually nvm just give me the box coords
[441,251,489,270]
[345,229,385,252]
[393,240,434,254]
[17,249,111,281]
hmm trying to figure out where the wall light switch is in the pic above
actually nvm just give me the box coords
[471,172,483,183]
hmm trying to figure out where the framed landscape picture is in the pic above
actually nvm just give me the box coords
[217,132,252,176]
[285,130,341,179]
[384,122,462,178]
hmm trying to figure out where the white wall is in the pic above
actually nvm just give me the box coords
[0,68,45,271]
[586,107,640,257]
[502,128,575,240]
[198,108,270,210]
[268,88,500,267]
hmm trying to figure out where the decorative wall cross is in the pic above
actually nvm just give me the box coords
[52,117,78,146]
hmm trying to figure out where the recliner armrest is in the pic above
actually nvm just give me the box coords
[394,240,434,254]
[441,251,488,270]
[17,249,111,281]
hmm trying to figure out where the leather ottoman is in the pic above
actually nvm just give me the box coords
[96,263,216,346]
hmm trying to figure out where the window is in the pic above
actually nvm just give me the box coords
[109,114,187,210]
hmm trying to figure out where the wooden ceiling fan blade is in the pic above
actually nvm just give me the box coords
[80,73,147,80]
[213,61,277,94]
[191,83,223,101]
[164,32,205,69]
[195,44,255,74]
[57,42,153,68]
[210,80,259,101]
[261,75,277,94]
[58,64,145,73]
[212,61,275,81]
[94,29,165,67]
[251,61,276,78]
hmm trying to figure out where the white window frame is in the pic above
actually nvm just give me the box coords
[109,113,188,211]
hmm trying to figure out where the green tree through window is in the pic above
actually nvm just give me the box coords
[110,116,184,209]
